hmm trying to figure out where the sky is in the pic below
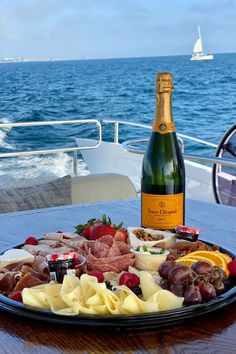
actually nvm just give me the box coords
[0,0,235,60]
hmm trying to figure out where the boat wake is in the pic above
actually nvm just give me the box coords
[0,152,88,179]
[0,118,15,149]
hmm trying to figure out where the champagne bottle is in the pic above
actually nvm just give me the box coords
[141,72,185,230]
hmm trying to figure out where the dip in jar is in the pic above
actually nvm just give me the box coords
[46,252,86,283]
[175,225,200,242]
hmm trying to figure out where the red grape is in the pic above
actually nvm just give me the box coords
[168,265,193,284]
[184,285,202,305]
[199,282,216,301]
[169,283,184,297]
[191,260,213,275]
[158,260,177,279]
[212,280,225,295]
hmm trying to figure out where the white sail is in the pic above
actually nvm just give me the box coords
[191,26,213,61]
[193,38,203,54]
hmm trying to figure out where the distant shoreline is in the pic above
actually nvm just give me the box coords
[0,52,235,64]
[0,57,53,63]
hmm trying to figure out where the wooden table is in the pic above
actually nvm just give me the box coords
[0,198,236,354]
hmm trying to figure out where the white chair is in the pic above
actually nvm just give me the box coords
[71,173,137,204]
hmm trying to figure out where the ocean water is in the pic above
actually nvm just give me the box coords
[0,53,235,178]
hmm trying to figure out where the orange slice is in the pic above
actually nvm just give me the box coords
[215,251,232,264]
[177,257,201,267]
[179,250,228,276]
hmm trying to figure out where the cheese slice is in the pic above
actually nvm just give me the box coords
[0,249,34,269]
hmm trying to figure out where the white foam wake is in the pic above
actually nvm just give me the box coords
[0,117,15,149]
[0,152,88,178]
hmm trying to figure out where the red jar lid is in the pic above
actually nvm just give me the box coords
[175,225,200,235]
[46,252,78,262]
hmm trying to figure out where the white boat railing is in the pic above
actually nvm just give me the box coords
[122,138,236,168]
[102,119,217,148]
[0,119,233,175]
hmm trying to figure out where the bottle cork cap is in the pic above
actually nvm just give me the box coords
[156,72,173,93]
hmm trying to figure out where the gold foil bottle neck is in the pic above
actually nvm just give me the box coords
[156,72,173,93]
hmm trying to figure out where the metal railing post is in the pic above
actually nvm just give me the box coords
[73,151,78,176]
[114,121,119,143]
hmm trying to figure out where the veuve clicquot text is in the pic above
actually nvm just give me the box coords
[141,72,185,230]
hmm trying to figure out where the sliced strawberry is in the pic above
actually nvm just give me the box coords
[114,228,128,242]
[119,272,140,288]
[87,270,104,283]
[228,260,236,276]
[24,236,38,245]
[90,224,116,240]
[10,291,22,302]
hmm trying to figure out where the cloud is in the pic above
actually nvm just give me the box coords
[0,0,235,58]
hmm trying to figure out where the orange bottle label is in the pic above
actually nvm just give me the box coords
[141,192,184,229]
[152,120,175,134]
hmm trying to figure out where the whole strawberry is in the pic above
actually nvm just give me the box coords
[119,272,140,289]
[75,214,128,242]
[90,224,116,240]
[75,218,97,239]
[228,260,236,277]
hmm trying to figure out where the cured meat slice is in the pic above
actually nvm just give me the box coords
[23,244,55,255]
[38,240,61,247]
[89,242,110,258]
[20,265,49,282]
[107,242,121,257]
[13,272,46,292]
[31,255,49,274]
[44,232,82,241]
[113,241,131,255]
[97,235,115,246]
[0,271,23,294]
[86,250,135,273]
[23,244,74,256]
[61,238,85,249]
[80,236,134,272]
[167,240,213,260]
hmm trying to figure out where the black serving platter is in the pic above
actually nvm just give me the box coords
[0,240,236,329]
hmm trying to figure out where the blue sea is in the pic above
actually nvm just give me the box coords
[0,53,235,178]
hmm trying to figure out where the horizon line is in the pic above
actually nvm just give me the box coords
[0,51,235,63]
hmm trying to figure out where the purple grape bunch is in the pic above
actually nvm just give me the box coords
[158,260,227,305]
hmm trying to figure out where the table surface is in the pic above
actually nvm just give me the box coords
[0,198,236,354]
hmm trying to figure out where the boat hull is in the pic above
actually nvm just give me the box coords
[191,54,214,61]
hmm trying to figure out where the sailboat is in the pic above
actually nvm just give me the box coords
[191,26,213,61]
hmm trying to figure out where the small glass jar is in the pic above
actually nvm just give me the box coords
[46,252,86,283]
[175,225,200,242]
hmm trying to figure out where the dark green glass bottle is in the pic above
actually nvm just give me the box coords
[141,72,185,230]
